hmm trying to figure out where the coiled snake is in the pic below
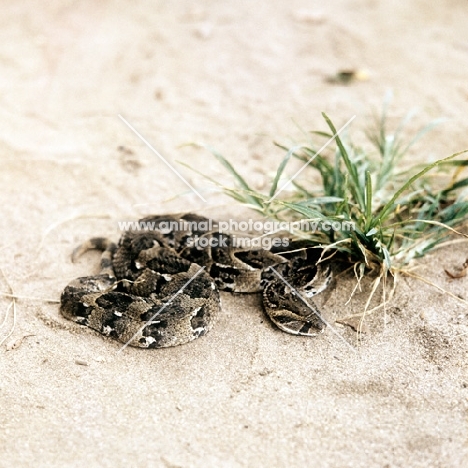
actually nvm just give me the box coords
[60,214,331,348]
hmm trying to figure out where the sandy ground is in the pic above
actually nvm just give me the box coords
[1,1,468,467]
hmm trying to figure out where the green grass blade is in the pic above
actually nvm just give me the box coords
[322,113,365,209]
[377,150,468,223]
[441,178,468,196]
[203,145,264,208]
[364,170,373,231]
[209,148,251,191]
[269,145,302,198]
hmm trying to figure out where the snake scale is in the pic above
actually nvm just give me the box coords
[60,214,332,348]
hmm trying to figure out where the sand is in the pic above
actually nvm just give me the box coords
[1,1,467,467]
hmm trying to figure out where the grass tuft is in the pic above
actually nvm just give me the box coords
[197,106,468,284]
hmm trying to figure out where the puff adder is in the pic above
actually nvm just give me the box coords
[60,214,332,348]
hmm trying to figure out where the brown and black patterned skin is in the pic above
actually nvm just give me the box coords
[60,214,331,348]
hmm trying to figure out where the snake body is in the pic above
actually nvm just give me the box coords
[60,214,331,348]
